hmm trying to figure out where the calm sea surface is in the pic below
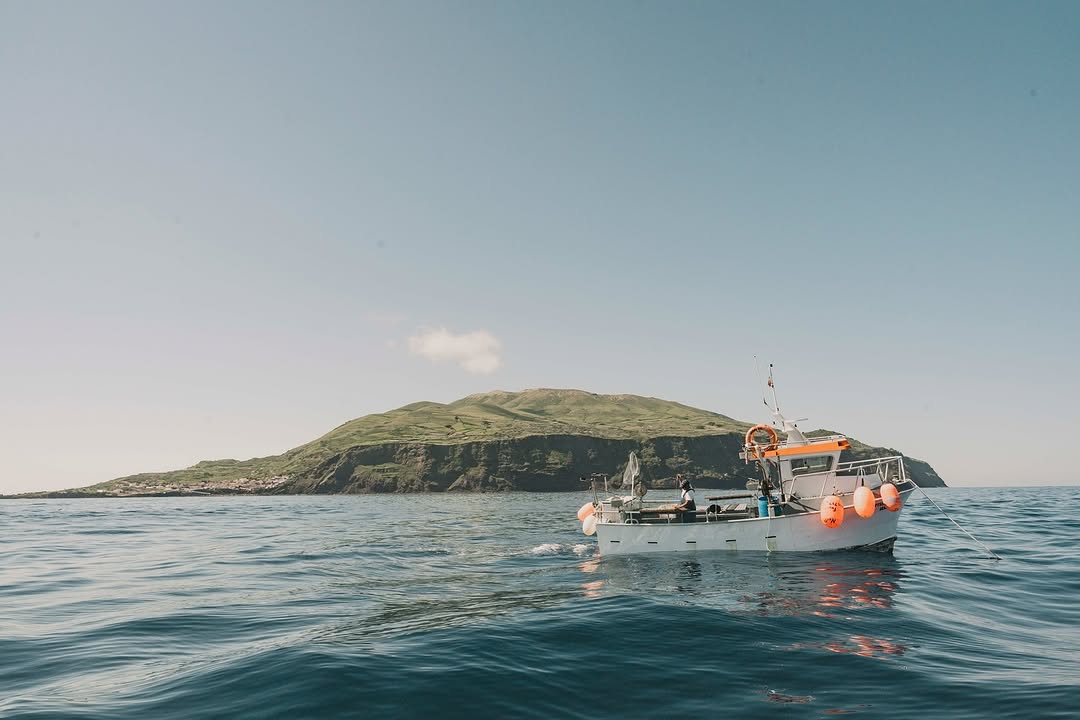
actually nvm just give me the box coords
[2,487,1078,719]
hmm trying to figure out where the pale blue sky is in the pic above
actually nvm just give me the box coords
[2,1,1077,493]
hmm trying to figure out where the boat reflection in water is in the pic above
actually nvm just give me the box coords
[578,551,908,659]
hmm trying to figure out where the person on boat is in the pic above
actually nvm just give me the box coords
[674,475,696,523]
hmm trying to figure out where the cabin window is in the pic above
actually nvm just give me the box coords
[790,456,833,476]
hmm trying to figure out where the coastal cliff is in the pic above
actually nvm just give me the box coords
[275,433,945,494]
[24,389,946,496]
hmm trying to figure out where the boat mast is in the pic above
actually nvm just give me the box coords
[767,366,809,446]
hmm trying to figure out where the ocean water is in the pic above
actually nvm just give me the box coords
[2,487,1078,719]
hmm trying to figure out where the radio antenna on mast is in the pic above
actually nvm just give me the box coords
[768,364,780,414]
[756,356,773,410]
[768,365,809,446]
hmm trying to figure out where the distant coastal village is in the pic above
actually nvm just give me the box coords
[38,476,293,498]
[113,476,291,496]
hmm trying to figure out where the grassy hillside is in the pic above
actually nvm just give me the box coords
[274,389,745,471]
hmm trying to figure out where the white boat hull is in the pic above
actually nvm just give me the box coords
[594,487,913,555]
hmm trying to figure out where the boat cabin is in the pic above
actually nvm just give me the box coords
[740,422,901,505]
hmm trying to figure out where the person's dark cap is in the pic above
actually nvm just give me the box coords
[679,478,692,489]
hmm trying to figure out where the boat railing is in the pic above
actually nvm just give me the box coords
[835,455,907,477]
[778,433,847,448]
[785,455,907,498]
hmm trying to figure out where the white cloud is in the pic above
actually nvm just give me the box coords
[407,328,502,374]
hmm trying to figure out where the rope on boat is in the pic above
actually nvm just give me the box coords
[909,479,1001,560]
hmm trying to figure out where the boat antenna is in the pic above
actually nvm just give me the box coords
[768,364,780,416]
[909,478,1001,560]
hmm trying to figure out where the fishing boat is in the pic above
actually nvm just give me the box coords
[577,376,917,555]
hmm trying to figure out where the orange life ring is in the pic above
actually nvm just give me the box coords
[745,424,779,456]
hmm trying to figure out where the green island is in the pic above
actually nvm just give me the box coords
[12,389,945,497]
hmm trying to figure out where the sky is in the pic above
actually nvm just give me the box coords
[2,1,1078,494]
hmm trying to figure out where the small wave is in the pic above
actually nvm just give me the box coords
[530,543,564,555]
[764,688,814,704]
[528,542,596,557]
